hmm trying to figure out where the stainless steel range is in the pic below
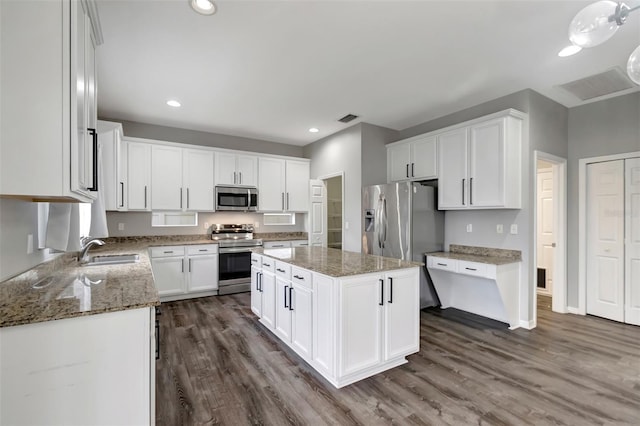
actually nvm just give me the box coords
[212,224,263,295]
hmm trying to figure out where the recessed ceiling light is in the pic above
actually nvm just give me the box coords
[190,0,216,15]
[167,100,181,107]
[308,127,319,133]
[558,45,582,57]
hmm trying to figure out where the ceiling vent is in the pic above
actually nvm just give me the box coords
[338,113,359,123]
[557,67,635,101]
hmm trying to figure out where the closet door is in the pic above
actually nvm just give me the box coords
[586,160,624,322]
[625,158,640,326]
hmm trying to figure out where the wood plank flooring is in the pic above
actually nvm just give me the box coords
[156,293,640,425]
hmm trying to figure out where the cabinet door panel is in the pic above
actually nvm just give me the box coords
[127,142,151,210]
[339,275,383,376]
[384,269,419,360]
[184,149,214,211]
[387,143,411,182]
[261,272,276,329]
[286,160,310,212]
[251,267,262,317]
[151,257,185,297]
[438,128,468,209]
[470,118,505,207]
[411,136,437,179]
[151,145,183,210]
[291,284,313,360]
[274,278,292,341]
[187,254,218,292]
[237,155,258,186]
[258,158,286,211]
[215,152,237,185]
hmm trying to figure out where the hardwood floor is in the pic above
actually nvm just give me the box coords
[156,293,640,425]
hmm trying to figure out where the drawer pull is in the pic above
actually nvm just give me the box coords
[465,267,477,271]
[198,249,208,252]
[164,251,174,254]
[271,244,285,248]
[251,258,258,263]
[263,263,271,267]
[293,274,304,280]
[437,262,447,266]
[277,268,286,273]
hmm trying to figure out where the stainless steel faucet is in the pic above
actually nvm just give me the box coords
[79,237,105,263]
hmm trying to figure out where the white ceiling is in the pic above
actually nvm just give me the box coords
[96,0,640,146]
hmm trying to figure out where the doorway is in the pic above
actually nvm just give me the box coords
[325,176,343,249]
[309,172,344,249]
[533,151,568,319]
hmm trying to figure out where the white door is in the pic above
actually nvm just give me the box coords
[127,142,151,211]
[411,136,437,180]
[383,269,419,360]
[274,278,292,342]
[387,143,411,182]
[260,271,276,330]
[291,283,313,360]
[537,169,555,293]
[587,160,625,322]
[236,155,258,186]
[285,160,310,212]
[469,118,505,207]
[625,158,640,325]
[183,149,214,211]
[437,128,468,209]
[250,267,262,317]
[309,179,327,247]
[151,145,183,210]
[258,158,286,211]
[339,275,383,376]
[151,257,185,297]
[187,254,218,293]
[215,152,237,185]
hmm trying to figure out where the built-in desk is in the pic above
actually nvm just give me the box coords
[426,245,522,329]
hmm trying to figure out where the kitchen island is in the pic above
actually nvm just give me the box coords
[251,246,422,388]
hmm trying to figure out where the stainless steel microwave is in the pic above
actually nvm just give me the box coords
[215,186,258,211]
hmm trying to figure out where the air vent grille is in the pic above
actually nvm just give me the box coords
[557,67,635,101]
[338,114,359,123]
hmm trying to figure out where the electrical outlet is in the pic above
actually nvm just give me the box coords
[204,222,209,230]
[345,221,350,230]
[510,224,518,234]
[254,222,260,228]
[118,223,125,231]
[466,224,472,233]
[27,234,33,254]
[497,224,503,234]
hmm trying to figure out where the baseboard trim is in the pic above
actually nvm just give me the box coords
[518,320,536,330]
[567,306,581,315]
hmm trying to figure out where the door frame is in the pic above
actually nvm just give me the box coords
[317,171,345,248]
[532,151,567,319]
[578,151,640,315]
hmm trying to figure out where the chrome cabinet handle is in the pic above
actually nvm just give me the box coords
[181,259,184,273]
[187,188,190,209]
[411,163,415,177]
[282,193,285,210]
[286,192,290,210]
[470,177,473,205]
[188,258,192,272]
[233,172,237,184]
[180,188,183,209]
[239,171,242,185]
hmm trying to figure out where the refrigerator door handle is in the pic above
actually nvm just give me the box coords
[381,197,387,249]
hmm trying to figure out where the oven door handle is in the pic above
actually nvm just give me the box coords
[219,247,258,254]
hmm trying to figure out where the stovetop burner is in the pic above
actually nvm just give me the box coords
[211,224,262,248]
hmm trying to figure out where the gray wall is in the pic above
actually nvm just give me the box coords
[567,92,640,307]
[106,212,306,237]
[0,199,58,281]
[303,124,363,252]
[361,123,399,186]
[101,118,304,158]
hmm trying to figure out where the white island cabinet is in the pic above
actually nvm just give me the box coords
[0,307,155,425]
[252,247,420,388]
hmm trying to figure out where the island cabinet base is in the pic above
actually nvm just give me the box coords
[252,250,420,389]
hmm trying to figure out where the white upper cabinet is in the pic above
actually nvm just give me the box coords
[216,153,258,186]
[387,135,437,182]
[98,121,126,211]
[183,149,214,211]
[258,158,310,212]
[126,142,151,211]
[151,145,183,210]
[436,111,524,210]
[1,0,103,201]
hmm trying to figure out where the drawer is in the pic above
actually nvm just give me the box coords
[291,240,309,247]
[187,244,218,255]
[428,256,457,272]
[264,241,292,249]
[457,260,488,278]
[261,256,276,273]
[275,261,291,279]
[251,253,261,267]
[149,245,185,258]
[291,267,312,289]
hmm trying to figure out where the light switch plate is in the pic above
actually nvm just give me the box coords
[345,222,350,230]
[497,224,503,234]
[510,224,518,234]
[466,224,472,233]
[204,222,209,230]
[118,223,125,231]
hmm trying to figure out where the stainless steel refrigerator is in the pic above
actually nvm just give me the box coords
[362,181,444,308]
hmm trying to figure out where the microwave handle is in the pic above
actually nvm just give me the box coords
[247,188,251,209]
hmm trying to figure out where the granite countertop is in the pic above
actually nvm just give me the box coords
[255,232,307,242]
[256,247,422,278]
[426,244,522,266]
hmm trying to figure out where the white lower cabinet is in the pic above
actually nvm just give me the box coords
[150,244,218,302]
[0,307,155,425]
[252,253,420,389]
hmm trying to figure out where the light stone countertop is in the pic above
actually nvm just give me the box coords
[426,244,522,266]
[256,247,422,278]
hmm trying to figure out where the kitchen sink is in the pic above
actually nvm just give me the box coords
[83,254,140,266]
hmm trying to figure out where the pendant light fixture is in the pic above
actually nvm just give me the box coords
[567,1,640,84]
